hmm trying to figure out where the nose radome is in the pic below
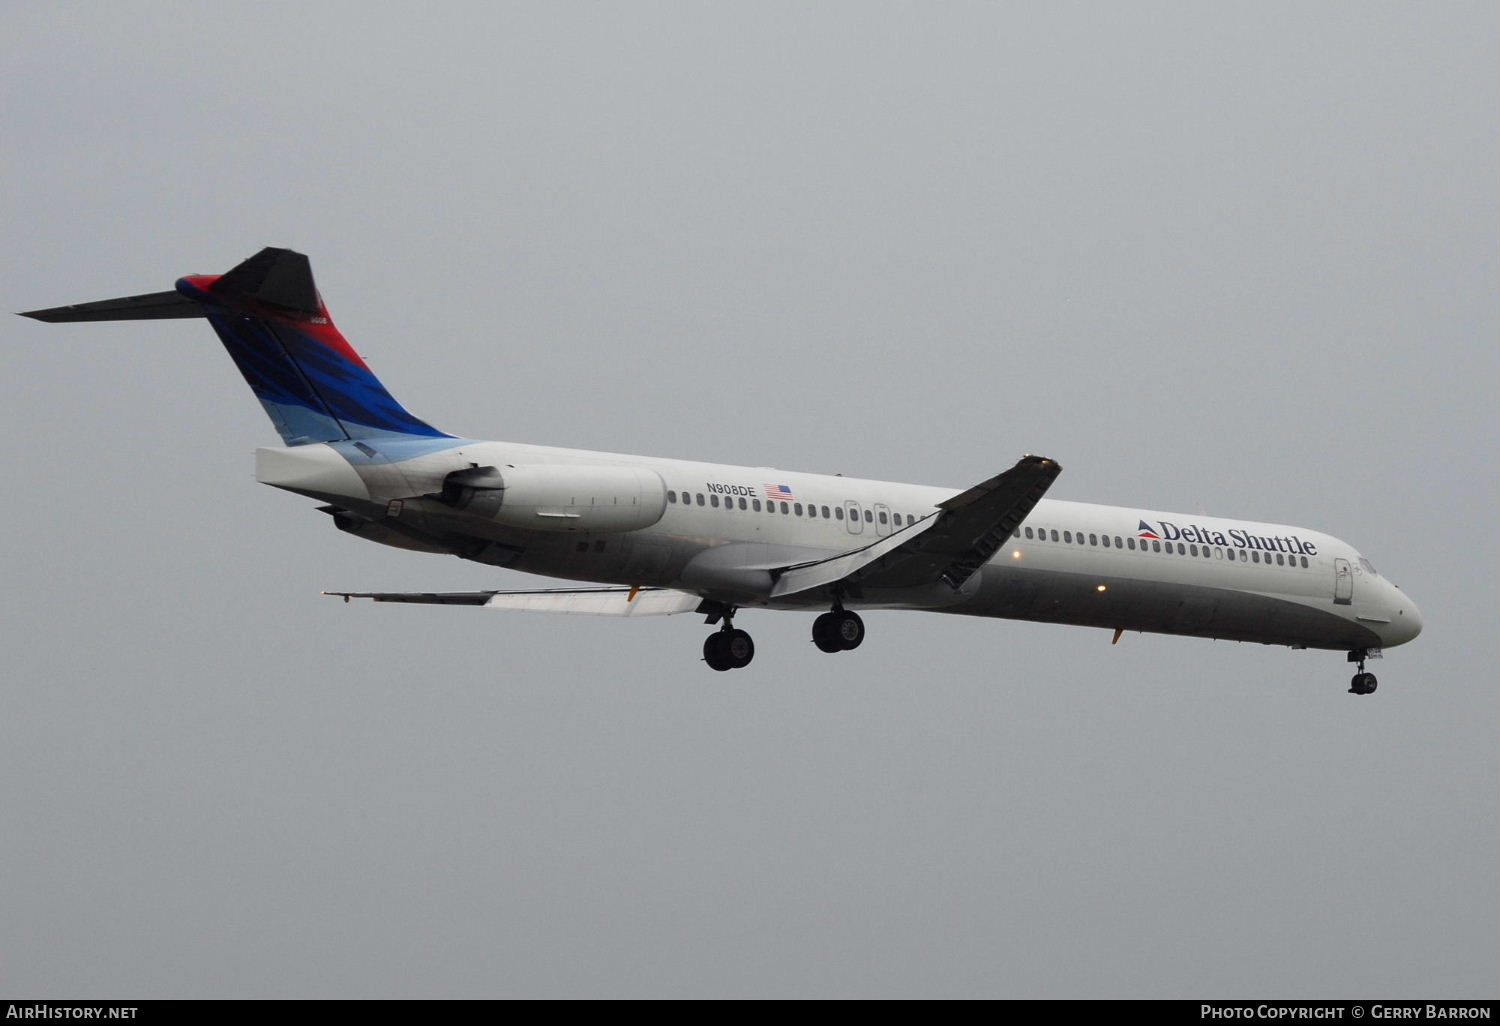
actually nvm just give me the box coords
[1385,590,1423,647]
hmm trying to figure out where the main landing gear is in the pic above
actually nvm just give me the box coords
[1347,649,1378,695]
[700,606,866,671]
[812,608,864,654]
[703,624,755,672]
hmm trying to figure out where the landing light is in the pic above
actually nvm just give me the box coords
[1096,584,1108,592]
[1011,550,1023,559]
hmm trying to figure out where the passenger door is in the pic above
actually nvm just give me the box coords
[844,500,864,535]
[1333,558,1353,605]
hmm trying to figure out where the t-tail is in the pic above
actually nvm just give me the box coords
[19,247,451,447]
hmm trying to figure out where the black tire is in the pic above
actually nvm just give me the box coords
[725,628,755,669]
[812,612,843,653]
[836,611,865,651]
[703,632,733,671]
[1363,673,1377,694]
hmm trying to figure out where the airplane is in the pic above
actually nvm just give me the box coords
[20,247,1422,692]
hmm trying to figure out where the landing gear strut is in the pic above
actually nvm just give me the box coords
[1347,649,1378,695]
[812,608,864,653]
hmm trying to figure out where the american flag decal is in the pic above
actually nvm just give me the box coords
[764,483,795,501]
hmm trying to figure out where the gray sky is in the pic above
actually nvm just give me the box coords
[2,0,1495,999]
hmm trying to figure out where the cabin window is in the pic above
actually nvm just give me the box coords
[864,509,873,523]
[738,497,747,510]
[878,511,888,525]
[1089,533,1098,546]
[710,494,720,507]
[794,503,803,516]
[780,502,789,514]
[1152,540,1161,552]
[752,499,761,511]
[822,506,832,518]
[1127,537,1136,550]
[835,506,844,520]
[667,490,677,504]
[1024,527,1033,539]
[1189,544,1198,556]
[1301,556,1309,568]
[1063,531,1073,543]
[696,493,705,506]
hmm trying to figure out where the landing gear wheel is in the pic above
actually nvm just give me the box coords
[704,632,733,672]
[704,628,754,671]
[835,610,865,651]
[812,612,844,653]
[724,628,755,669]
[813,610,864,652]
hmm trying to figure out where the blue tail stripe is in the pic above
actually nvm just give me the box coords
[205,310,451,445]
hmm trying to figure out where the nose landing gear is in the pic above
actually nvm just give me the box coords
[1347,649,1378,695]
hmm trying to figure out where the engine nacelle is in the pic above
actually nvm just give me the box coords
[437,463,667,533]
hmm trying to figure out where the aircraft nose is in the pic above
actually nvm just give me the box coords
[1384,588,1423,647]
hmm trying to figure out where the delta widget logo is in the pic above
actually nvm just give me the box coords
[1136,519,1316,556]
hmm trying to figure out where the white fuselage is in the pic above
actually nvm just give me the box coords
[259,436,1423,654]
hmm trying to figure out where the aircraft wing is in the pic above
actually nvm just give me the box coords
[324,586,701,616]
[769,454,1061,599]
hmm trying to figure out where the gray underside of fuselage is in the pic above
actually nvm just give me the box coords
[950,565,1380,651]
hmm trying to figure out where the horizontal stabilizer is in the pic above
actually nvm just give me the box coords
[325,587,701,617]
[209,247,321,316]
[19,290,204,322]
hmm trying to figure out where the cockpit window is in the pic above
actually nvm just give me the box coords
[1359,557,1378,576]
